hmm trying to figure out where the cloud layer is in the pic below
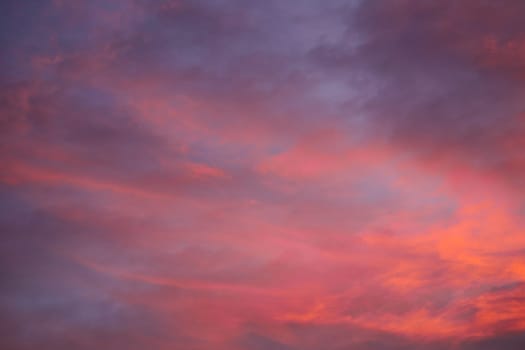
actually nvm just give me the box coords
[2,0,525,349]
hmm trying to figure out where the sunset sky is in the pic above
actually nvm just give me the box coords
[3,1,525,349]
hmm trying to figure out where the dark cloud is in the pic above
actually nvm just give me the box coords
[311,0,525,189]
[462,332,525,350]
[238,333,295,350]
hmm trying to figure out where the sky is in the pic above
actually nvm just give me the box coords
[2,0,525,349]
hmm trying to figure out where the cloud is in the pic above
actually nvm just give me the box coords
[2,0,525,349]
